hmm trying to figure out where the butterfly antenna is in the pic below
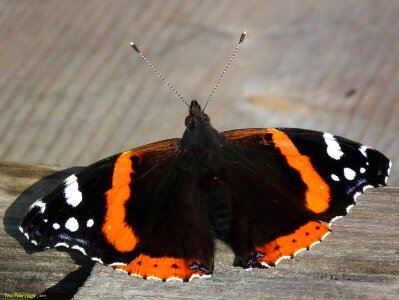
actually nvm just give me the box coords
[130,42,190,108]
[202,31,246,112]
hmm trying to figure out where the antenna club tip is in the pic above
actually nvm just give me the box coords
[130,42,140,53]
[239,31,246,44]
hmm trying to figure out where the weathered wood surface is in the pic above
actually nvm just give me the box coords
[0,0,398,187]
[0,162,398,299]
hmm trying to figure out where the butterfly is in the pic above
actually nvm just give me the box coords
[20,32,391,282]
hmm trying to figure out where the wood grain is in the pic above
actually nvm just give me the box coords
[0,0,397,187]
[0,162,398,299]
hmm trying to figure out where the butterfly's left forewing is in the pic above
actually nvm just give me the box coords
[222,128,391,268]
[20,139,180,264]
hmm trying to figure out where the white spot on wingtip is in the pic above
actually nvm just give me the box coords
[331,174,340,182]
[31,240,38,246]
[30,199,46,213]
[87,219,94,228]
[24,233,29,239]
[64,175,83,207]
[360,167,366,174]
[65,217,79,232]
[323,133,344,160]
[385,176,389,184]
[359,145,369,158]
[19,226,23,233]
[53,223,60,230]
[344,168,356,180]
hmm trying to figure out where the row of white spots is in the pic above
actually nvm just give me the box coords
[344,168,356,180]
[323,133,344,160]
[65,217,79,232]
[328,183,376,224]
[331,167,357,182]
[87,219,94,227]
[52,218,94,232]
[64,175,83,207]
[53,242,87,256]
[120,268,212,282]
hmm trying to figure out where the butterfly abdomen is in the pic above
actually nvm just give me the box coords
[199,174,232,239]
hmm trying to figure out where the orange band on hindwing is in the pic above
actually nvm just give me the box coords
[256,221,331,266]
[264,129,330,214]
[102,151,140,252]
[116,254,210,281]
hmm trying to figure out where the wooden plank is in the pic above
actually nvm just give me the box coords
[0,162,398,299]
[0,0,398,187]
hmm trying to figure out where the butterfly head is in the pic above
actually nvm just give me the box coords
[185,100,210,128]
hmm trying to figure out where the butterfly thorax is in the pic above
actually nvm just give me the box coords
[179,100,232,238]
[181,100,227,156]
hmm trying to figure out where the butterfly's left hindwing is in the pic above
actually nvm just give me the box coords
[222,128,391,268]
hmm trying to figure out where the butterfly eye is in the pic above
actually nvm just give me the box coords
[185,115,193,126]
[203,114,210,122]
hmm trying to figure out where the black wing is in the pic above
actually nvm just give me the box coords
[20,138,213,281]
[221,128,391,267]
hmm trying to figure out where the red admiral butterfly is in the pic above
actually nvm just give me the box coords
[20,32,391,282]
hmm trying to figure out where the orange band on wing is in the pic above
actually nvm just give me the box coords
[265,129,330,214]
[256,221,330,266]
[116,254,210,281]
[102,151,139,252]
